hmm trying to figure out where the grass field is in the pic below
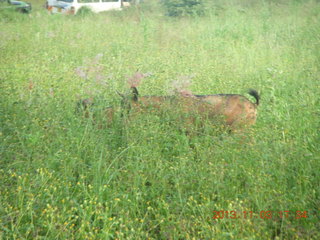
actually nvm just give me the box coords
[0,0,319,239]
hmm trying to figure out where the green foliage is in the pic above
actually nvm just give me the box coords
[0,5,29,22]
[76,6,94,16]
[162,0,207,17]
[0,0,320,239]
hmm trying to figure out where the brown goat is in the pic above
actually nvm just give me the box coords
[125,87,260,128]
[193,90,260,127]
[78,87,260,130]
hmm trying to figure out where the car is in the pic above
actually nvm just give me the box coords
[46,0,130,15]
[0,0,32,13]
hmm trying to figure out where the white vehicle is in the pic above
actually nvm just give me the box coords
[46,0,130,15]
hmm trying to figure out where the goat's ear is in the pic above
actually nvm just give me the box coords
[131,87,139,102]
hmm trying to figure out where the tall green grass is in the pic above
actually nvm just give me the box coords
[0,0,319,239]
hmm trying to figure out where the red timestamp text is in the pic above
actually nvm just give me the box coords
[212,210,308,220]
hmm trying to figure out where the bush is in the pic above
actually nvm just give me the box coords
[76,6,94,16]
[162,0,207,17]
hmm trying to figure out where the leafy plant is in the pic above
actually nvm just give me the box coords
[162,0,206,17]
[76,6,94,16]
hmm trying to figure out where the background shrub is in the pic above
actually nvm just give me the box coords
[162,0,207,17]
[76,6,94,16]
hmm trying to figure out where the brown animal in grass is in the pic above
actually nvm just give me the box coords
[193,90,260,127]
[78,87,260,130]
[124,87,260,128]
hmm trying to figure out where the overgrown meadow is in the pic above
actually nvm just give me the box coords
[0,0,319,239]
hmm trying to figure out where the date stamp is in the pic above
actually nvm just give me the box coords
[213,210,308,220]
